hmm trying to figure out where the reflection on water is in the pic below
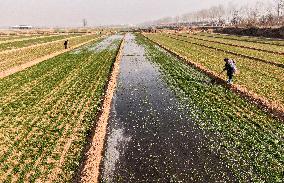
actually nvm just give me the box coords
[100,33,235,182]
[88,35,123,52]
[102,127,131,182]
[71,35,123,54]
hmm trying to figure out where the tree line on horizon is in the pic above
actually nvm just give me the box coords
[141,0,284,27]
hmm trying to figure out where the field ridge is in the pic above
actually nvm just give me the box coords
[200,33,284,46]
[0,35,105,78]
[0,34,62,45]
[79,35,125,183]
[166,34,284,68]
[0,34,83,55]
[143,33,284,122]
[175,33,284,55]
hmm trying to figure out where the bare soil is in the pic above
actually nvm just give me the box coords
[78,37,125,183]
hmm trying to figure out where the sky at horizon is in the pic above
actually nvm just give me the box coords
[0,0,272,27]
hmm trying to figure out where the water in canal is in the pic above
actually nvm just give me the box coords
[100,34,235,182]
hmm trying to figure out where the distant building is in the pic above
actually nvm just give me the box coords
[11,25,33,29]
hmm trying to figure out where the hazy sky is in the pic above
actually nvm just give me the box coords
[0,0,267,27]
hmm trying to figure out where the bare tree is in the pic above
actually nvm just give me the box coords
[199,9,210,22]
[231,10,242,25]
[82,19,88,27]
[174,16,181,24]
[260,13,275,26]
[141,1,283,28]
[274,0,284,16]
[208,6,218,24]
[214,5,226,24]
[225,1,241,25]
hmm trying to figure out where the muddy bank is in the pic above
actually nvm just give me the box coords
[74,35,124,183]
[100,33,235,182]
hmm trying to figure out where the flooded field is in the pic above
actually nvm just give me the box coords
[72,35,123,54]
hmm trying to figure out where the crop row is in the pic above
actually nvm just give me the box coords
[0,34,50,42]
[145,34,284,121]
[178,33,284,55]
[198,32,284,46]
[144,33,284,107]
[0,34,82,52]
[167,34,284,65]
[137,33,284,182]
[0,34,102,72]
[0,36,122,182]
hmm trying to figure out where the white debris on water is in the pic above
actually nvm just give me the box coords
[101,93,132,183]
[100,33,236,182]
[71,34,123,54]
[102,127,131,182]
[88,35,123,52]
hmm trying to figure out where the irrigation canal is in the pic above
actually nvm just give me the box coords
[100,33,236,182]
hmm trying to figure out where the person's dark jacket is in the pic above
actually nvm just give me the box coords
[224,62,234,76]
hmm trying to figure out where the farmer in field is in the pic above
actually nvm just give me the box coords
[64,40,69,49]
[221,58,237,84]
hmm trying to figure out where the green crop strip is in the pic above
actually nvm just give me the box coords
[0,34,82,52]
[185,33,284,54]
[199,32,284,47]
[168,34,284,65]
[136,33,284,182]
[145,33,284,108]
[0,34,101,72]
[0,34,49,42]
[0,36,122,182]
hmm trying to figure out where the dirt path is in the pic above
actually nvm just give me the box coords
[0,36,104,79]
[94,34,236,182]
[78,35,125,183]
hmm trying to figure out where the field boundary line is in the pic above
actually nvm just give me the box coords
[1,50,113,182]
[0,34,63,45]
[213,32,284,41]
[143,33,284,122]
[45,51,114,182]
[166,34,284,69]
[0,36,105,79]
[175,33,284,55]
[78,35,125,183]
[0,34,84,55]
[199,33,284,47]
